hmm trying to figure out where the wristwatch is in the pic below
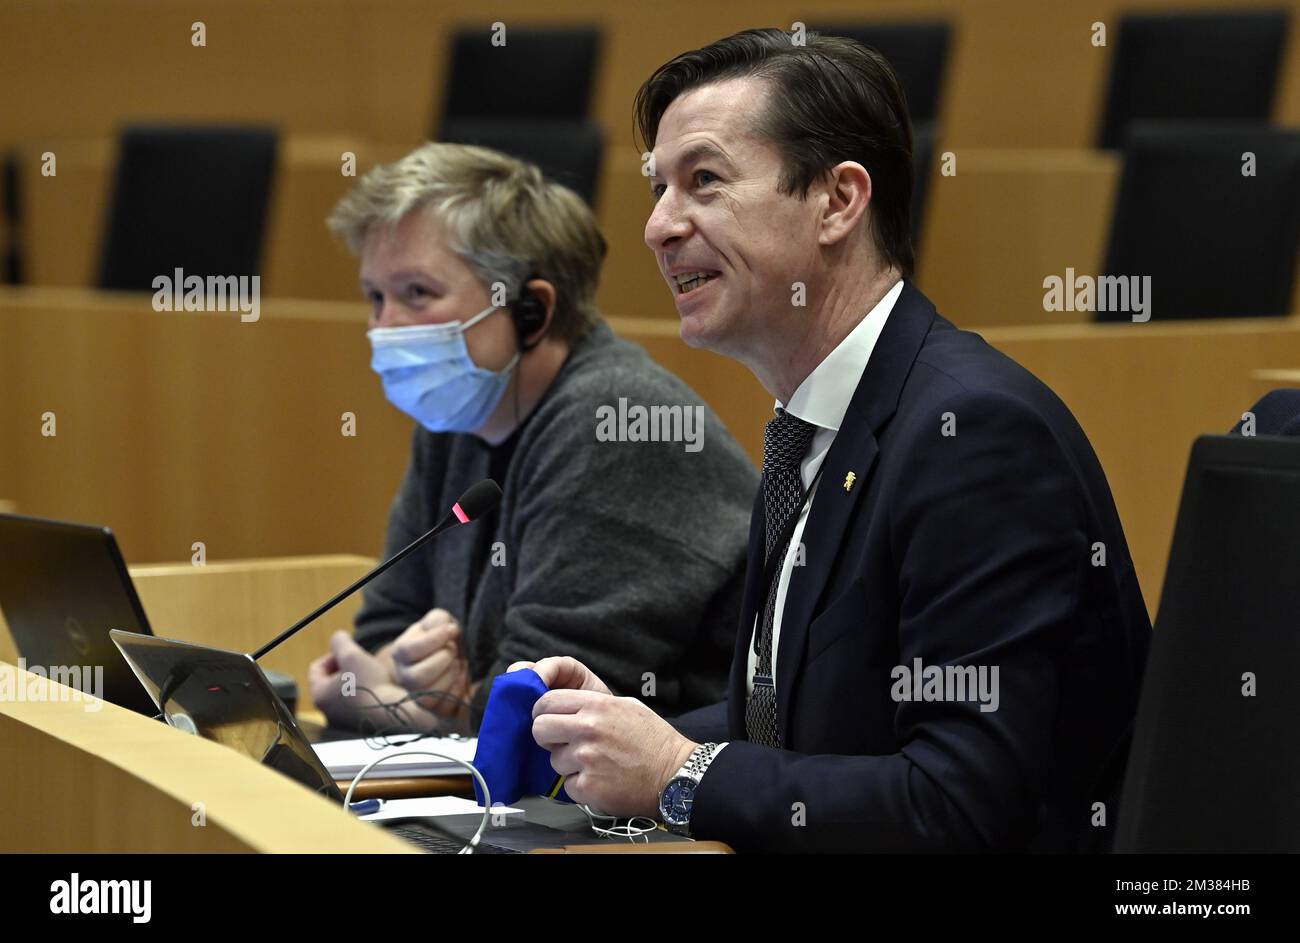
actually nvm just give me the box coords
[658,742,727,837]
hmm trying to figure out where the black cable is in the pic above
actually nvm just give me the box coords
[352,685,472,747]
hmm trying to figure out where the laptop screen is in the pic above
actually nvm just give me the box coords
[0,513,157,715]
[109,630,344,802]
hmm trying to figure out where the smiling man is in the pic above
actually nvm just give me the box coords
[517,29,1152,853]
[309,142,757,735]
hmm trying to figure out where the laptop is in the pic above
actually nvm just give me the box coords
[0,513,159,715]
[107,630,679,853]
[0,512,298,715]
[1114,434,1300,852]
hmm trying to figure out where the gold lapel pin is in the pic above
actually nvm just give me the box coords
[843,471,857,492]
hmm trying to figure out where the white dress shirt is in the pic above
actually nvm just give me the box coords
[746,278,904,695]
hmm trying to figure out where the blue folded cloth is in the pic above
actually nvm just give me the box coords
[472,668,571,806]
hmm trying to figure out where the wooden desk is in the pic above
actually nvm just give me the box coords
[337,776,474,801]
[0,659,413,852]
[0,660,727,853]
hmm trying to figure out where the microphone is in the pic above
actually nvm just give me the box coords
[249,479,502,661]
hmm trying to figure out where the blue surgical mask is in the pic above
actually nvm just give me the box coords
[367,305,520,434]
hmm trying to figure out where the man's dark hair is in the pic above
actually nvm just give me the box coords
[634,27,915,277]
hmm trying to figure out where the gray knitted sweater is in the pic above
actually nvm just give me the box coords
[354,321,758,729]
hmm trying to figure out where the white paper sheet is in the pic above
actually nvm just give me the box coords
[314,735,479,779]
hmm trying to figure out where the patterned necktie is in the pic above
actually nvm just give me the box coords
[745,407,817,747]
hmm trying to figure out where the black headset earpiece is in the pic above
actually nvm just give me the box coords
[511,273,549,352]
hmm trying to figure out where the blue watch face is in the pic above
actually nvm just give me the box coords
[662,778,695,825]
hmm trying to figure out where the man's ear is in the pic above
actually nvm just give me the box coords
[817,161,873,246]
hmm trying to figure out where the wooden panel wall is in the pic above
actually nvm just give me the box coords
[5,287,1300,618]
[4,0,1297,149]
[4,0,1297,325]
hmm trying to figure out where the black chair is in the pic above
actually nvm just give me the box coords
[1099,124,1300,321]
[439,118,604,208]
[1,149,21,284]
[1098,9,1288,151]
[1114,436,1300,852]
[813,22,952,123]
[97,126,277,292]
[438,26,600,125]
[1231,389,1300,436]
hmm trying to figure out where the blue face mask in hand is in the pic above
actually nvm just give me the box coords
[367,304,520,434]
[472,668,571,806]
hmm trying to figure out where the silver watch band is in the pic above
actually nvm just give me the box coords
[680,741,728,783]
[661,742,728,837]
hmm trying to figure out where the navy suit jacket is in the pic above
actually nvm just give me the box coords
[671,282,1151,852]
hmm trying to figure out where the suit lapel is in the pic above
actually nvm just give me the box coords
[727,484,767,737]
[773,281,938,736]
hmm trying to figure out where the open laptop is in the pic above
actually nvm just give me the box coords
[0,512,298,715]
[0,513,159,714]
[108,630,681,853]
[1114,434,1300,852]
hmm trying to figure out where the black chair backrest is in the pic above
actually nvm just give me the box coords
[98,126,277,292]
[439,118,603,208]
[439,26,600,125]
[1,149,21,284]
[1115,435,1300,852]
[1100,124,1300,321]
[813,22,952,123]
[1098,9,1288,151]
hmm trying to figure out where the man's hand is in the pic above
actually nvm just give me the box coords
[531,687,696,818]
[507,655,613,696]
[389,608,472,718]
[512,656,695,816]
[308,630,402,726]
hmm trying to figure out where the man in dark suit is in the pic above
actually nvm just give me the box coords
[514,28,1151,852]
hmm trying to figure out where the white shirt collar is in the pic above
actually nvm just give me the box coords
[778,279,904,433]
